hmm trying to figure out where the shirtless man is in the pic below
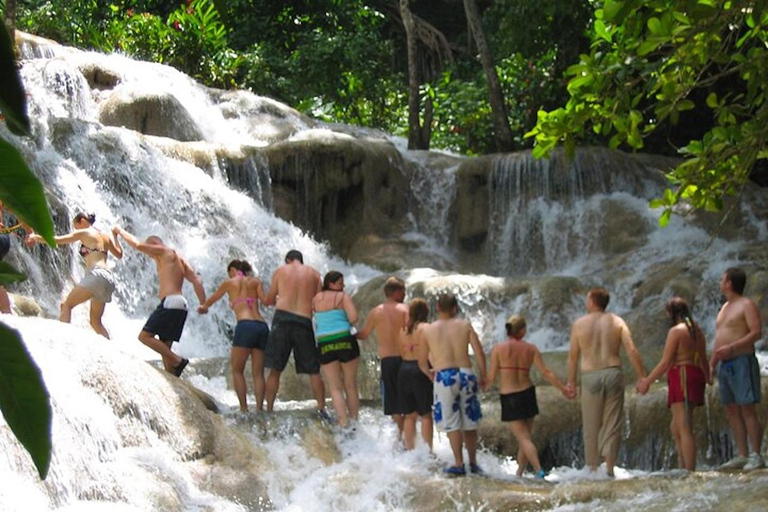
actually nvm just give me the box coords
[418,293,486,476]
[567,287,645,476]
[357,276,409,434]
[263,250,326,414]
[113,226,205,377]
[710,268,764,470]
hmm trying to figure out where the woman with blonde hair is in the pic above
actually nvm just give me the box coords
[487,314,573,478]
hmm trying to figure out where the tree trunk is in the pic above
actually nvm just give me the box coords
[400,0,430,150]
[462,0,514,152]
[4,0,16,47]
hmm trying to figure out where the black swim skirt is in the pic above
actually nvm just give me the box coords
[317,333,360,365]
[397,360,433,416]
[500,386,539,421]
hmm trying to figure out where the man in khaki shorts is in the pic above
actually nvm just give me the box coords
[567,287,645,476]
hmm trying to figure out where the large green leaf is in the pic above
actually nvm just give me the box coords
[0,25,30,136]
[0,138,54,245]
[0,322,52,479]
[0,261,26,286]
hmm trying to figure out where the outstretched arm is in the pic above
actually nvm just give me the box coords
[567,325,580,390]
[342,294,359,325]
[106,230,123,259]
[469,327,487,387]
[486,347,499,392]
[29,229,88,246]
[418,332,433,380]
[112,226,166,257]
[637,329,677,394]
[356,309,376,340]
[264,272,279,306]
[198,281,227,314]
[533,348,570,396]
[620,320,646,381]
[182,259,206,305]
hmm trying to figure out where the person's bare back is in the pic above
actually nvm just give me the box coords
[422,317,479,372]
[361,301,408,357]
[491,341,535,393]
[266,260,321,318]
[570,312,628,372]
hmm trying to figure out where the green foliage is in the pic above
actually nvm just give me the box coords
[527,0,768,220]
[0,322,51,480]
[15,0,591,155]
[428,51,566,155]
[0,24,54,481]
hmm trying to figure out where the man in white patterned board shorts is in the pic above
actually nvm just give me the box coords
[419,293,487,477]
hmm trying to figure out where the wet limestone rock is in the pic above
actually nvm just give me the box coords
[98,89,204,142]
[260,134,411,257]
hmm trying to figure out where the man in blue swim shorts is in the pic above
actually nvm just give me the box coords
[710,268,764,471]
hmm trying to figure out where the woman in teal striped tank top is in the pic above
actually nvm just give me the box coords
[312,271,360,428]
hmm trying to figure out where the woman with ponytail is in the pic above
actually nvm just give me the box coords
[637,297,710,470]
[198,259,269,412]
[29,211,123,338]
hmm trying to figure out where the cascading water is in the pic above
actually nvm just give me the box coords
[3,34,768,511]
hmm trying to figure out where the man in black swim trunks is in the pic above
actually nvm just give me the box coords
[114,226,206,377]
[264,250,327,414]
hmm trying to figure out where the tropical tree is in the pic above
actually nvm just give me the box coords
[400,0,432,149]
[462,0,514,152]
[526,0,768,224]
[0,22,54,480]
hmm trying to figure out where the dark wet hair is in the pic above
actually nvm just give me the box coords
[666,296,698,343]
[407,298,429,334]
[588,287,610,310]
[436,293,458,314]
[323,270,344,291]
[228,259,253,275]
[285,249,303,264]
[384,276,405,297]
[73,212,96,225]
[725,267,746,295]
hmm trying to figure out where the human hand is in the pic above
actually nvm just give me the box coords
[635,379,649,395]
[197,305,208,314]
[27,233,43,245]
[563,384,576,400]
[111,225,122,237]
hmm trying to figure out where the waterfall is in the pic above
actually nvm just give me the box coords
[4,40,377,359]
